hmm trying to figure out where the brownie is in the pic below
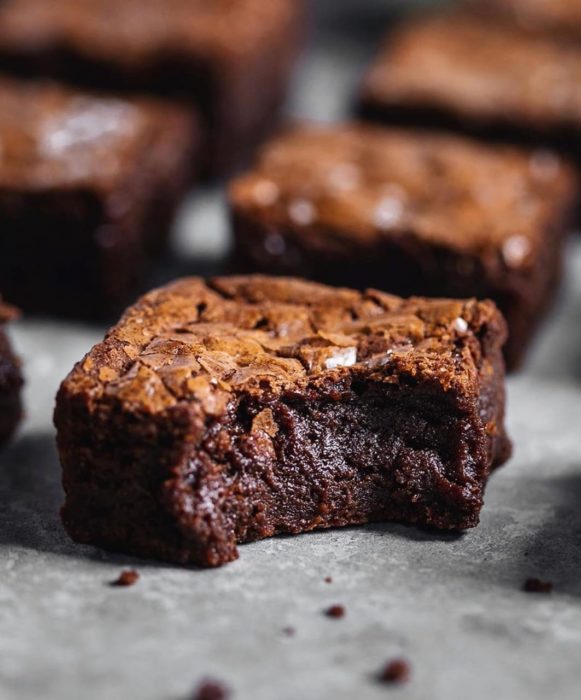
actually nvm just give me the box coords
[229,124,577,370]
[0,79,196,320]
[358,14,581,157]
[0,300,23,447]
[55,275,511,568]
[466,0,581,40]
[0,0,305,176]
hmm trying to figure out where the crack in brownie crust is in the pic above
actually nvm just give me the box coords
[55,276,511,567]
[0,300,23,446]
[229,124,577,370]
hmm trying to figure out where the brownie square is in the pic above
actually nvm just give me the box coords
[0,0,305,175]
[0,79,197,320]
[229,124,577,370]
[55,275,511,567]
[0,301,23,447]
[358,14,581,156]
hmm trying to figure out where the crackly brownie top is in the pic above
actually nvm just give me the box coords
[0,0,298,64]
[0,79,185,189]
[466,0,581,35]
[62,276,506,417]
[230,124,575,265]
[361,15,581,131]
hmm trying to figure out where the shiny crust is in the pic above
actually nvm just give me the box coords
[60,275,508,414]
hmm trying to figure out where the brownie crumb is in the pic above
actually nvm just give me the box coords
[523,577,553,594]
[191,679,229,700]
[110,569,140,587]
[324,576,333,584]
[282,626,296,637]
[379,658,411,685]
[325,604,345,619]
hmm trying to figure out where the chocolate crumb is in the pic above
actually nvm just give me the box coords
[523,577,553,594]
[325,604,345,619]
[324,576,333,584]
[282,626,296,637]
[110,569,140,587]
[379,658,411,684]
[191,679,229,700]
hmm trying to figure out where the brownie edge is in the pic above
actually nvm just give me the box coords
[55,275,511,567]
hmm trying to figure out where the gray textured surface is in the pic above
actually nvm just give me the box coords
[1,4,581,699]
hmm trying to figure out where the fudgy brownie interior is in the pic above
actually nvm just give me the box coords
[56,276,511,567]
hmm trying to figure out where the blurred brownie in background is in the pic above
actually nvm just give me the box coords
[358,14,581,157]
[0,79,196,320]
[465,0,581,41]
[229,124,577,370]
[55,275,511,567]
[0,300,23,446]
[0,0,306,176]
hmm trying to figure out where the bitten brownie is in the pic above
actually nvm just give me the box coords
[55,275,511,568]
[0,0,305,175]
[0,300,23,446]
[229,124,577,370]
[0,79,196,320]
[358,14,581,156]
